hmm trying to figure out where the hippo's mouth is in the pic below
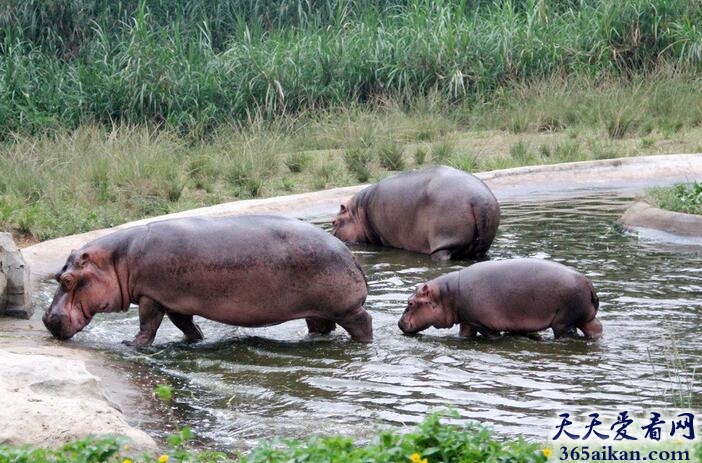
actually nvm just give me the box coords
[398,319,419,335]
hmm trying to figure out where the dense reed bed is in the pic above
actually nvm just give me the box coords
[1,0,701,136]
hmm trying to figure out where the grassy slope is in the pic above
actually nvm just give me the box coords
[3,0,702,241]
[2,70,702,242]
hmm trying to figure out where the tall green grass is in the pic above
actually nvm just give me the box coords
[1,0,702,137]
[2,68,702,241]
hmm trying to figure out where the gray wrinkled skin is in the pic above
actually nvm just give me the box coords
[332,165,500,261]
[44,215,372,346]
[398,258,603,340]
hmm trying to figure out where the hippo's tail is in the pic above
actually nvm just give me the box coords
[588,280,599,312]
[353,254,368,289]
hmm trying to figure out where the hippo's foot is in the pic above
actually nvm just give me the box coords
[578,317,603,340]
[306,317,336,335]
[123,297,165,348]
[338,307,373,342]
[430,249,453,262]
[478,328,501,340]
[167,312,204,343]
[122,334,154,348]
[553,326,578,339]
[458,323,477,338]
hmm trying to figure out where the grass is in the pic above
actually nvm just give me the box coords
[648,182,702,215]
[3,70,702,242]
[1,0,702,136]
[3,0,702,242]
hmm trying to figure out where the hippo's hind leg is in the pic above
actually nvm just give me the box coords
[459,323,477,338]
[337,306,373,342]
[306,317,336,336]
[168,312,204,343]
[124,296,166,348]
[578,317,603,340]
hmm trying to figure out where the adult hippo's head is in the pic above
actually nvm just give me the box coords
[43,248,125,340]
[398,283,454,334]
[331,202,367,243]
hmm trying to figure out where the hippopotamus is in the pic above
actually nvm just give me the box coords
[398,258,602,340]
[43,215,372,346]
[331,165,500,261]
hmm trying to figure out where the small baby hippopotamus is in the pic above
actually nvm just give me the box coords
[43,215,372,346]
[398,258,603,340]
[332,165,500,261]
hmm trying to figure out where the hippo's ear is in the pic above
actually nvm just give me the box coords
[339,204,347,214]
[74,252,91,269]
[417,283,430,297]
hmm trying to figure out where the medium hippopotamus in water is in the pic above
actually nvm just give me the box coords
[43,215,372,346]
[331,165,500,261]
[398,258,602,340]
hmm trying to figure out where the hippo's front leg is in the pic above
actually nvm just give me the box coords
[124,296,165,347]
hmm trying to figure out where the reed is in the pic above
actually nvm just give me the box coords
[1,0,702,137]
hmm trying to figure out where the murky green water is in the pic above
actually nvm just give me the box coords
[36,194,702,448]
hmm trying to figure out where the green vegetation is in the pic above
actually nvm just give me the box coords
[648,182,702,215]
[0,412,700,462]
[1,0,702,135]
[2,0,702,242]
[0,413,547,463]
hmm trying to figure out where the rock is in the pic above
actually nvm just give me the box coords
[0,233,33,319]
[619,201,702,237]
[0,349,156,450]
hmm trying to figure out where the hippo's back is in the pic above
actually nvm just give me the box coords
[126,215,367,325]
[364,165,500,257]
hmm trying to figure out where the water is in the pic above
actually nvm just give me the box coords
[35,194,702,448]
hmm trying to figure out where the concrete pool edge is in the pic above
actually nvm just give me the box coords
[618,201,702,244]
[3,153,702,449]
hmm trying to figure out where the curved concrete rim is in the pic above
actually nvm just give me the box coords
[618,201,702,244]
[21,153,702,282]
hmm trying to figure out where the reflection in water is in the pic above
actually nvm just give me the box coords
[35,194,702,448]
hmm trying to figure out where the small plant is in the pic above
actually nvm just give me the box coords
[413,146,427,165]
[648,182,702,215]
[605,112,637,139]
[431,139,455,164]
[639,136,655,150]
[538,143,552,158]
[281,176,295,192]
[344,146,373,182]
[509,140,534,164]
[313,162,341,190]
[553,140,582,162]
[378,141,405,171]
[450,153,480,172]
[153,383,174,402]
[284,152,310,173]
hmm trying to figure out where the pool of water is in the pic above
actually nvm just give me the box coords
[35,193,702,448]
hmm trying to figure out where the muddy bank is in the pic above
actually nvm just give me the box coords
[4,153,701,449]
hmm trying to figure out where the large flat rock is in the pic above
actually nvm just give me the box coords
[0,348,156,449]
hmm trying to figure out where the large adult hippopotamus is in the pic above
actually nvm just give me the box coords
[398,258,602,340]
[43,215,372,346]
[331,165,500,261]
